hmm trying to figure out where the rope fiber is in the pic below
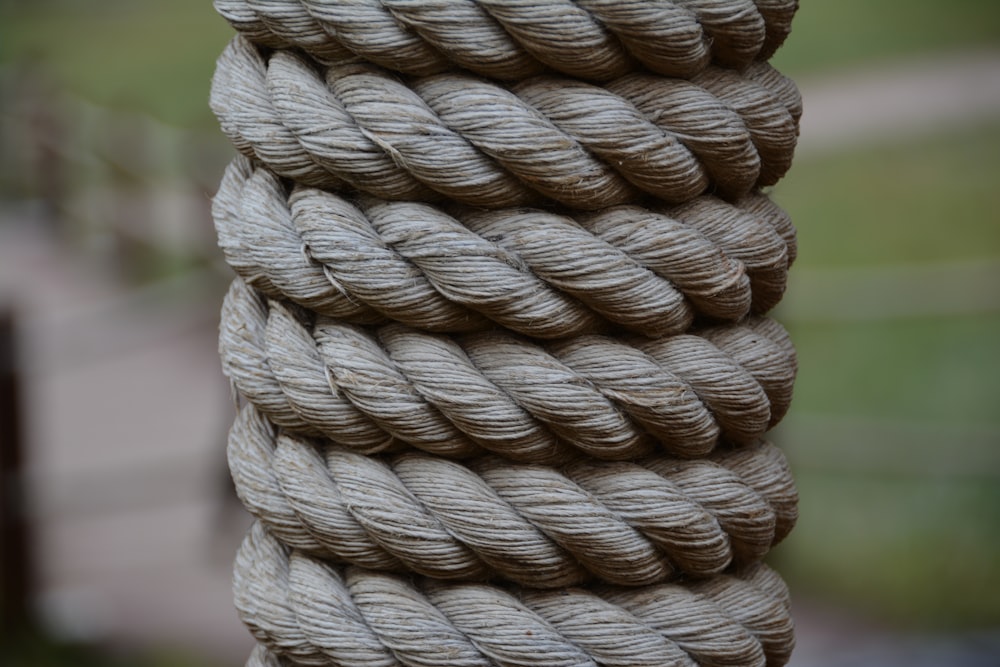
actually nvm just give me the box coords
[211,37,801,206]
[210,1,804,664]
[214,0,798,78]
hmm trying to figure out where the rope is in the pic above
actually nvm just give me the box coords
[236,521,795,667]
[214,156,796,335]
[213,0,797,79]
[229,403,797,585]
[211,37,800,207]
[220,279,796,460]
[209,2,805,664]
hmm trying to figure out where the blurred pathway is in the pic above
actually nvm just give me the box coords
[795,48,1000,157]
[0,220,252,664]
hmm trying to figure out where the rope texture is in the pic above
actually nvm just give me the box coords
[214,0,798,80]
[214,155,797,337]
[211,36,801,208]
[230,403,797,587]
[209,2,804,664]
[236,521,795,667]
[220,278,796,461]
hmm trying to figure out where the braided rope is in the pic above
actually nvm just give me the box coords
[209,2,805,664]
[211,37,800,208]
[220,279,797,461]
[214,0,797,80]
[236,521,795,667]
[214,156,796,337]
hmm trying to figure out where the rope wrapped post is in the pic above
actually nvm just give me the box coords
[209,2,803,665]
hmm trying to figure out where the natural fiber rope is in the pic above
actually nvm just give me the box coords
[220,279,796,461]
[209,2,805,664]
[211,36,800,208]
[214,0,798,79]
[214,156,796,337]
[229,403,797,587]
[235,521,795,667]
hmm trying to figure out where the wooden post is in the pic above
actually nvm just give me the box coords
[0,306,33,636]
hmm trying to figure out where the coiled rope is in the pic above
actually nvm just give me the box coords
[211,1,803,664]
[214,0,797,77]
[212,37,801,205]
[236,522,795,667]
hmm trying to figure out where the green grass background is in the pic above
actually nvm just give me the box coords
[769,12,1000,625]
[771,0,1000,77]
[2,0,1000,646]
[0,0,232,128]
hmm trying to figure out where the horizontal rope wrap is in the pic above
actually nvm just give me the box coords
[210,2,806,661]
[236,521,795,667]
[213,156,796,339]
[210,36,800,208]
[229,403,797,587]
[214,0,797,80]
[219,279,797,461]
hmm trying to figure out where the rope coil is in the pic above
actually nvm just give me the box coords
[230,403,797,586]
[220,279,796,461]
[211,37,800,207]
[214,0,798,79]
[237,521,795,667]
[214,156,796,336]
[210,2,804,664]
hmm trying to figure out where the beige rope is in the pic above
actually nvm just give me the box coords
[219,279,797,461]
[213,156,796,337]
[229,403,797,587]
[214,0,797,79]
[210,37,800,207]
[235,521,795,667]
[208,2,806,664]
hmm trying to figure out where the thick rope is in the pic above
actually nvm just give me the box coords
[211,37,800,208]
[219,279,797,461]
[229,403,797,587]
[214,156,796,337]
[236,521,795,667]
[209,3,806,664]
[214,0,798,80]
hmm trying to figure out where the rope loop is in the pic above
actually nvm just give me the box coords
[229,403,798,587]
[211,36,800,208]
[214,156,796,339]
[236,521,795,667]
[214,0,798,80]
[220,279,797,462]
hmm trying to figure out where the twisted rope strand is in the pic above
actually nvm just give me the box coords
[209,38,348,192]
[235,522,795,666]
[214,156,795,337]
[689,66,798,186]
[754,0,799,61]
[212,156,382,323]
[229,400,797,588]
[246,643,289,667]
[658,193,795,315]
[220,279,797,460]
[211,36,799,208]
[218,273,317,438]
[688,567,796,666]
[214,0,797,80]
[228,403,797,587]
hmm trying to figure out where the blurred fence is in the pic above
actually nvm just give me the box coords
[0,63,231,280]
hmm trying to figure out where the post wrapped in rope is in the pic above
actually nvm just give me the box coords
[209,1,803,664]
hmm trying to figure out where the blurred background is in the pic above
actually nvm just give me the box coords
[0,1,998,665]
